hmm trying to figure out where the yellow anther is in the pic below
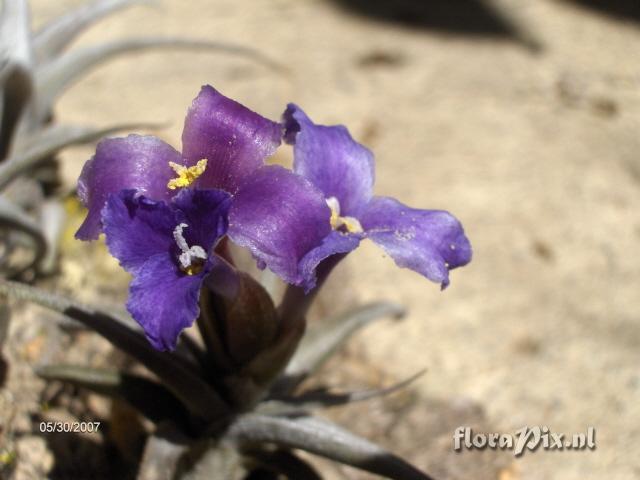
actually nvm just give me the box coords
[167,159,207,190]
[326,197,363,234]
[340,215,363,233]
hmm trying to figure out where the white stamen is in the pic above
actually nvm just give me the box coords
[325,196,363,234]
[326,196,341,216]
[173,223,207,271]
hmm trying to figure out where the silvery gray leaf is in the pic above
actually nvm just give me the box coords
[138,425,189,480]
[227,414,433,480]
[246,449,323,480]
[33,0,153,64]
[0,0,34,159]
[268,369,425,411]
[38,199,65,274]
[0,0,32,68]
[0,279,230,420]
[0,194,46,275]
[0,293,8,348]
[0,122,158,190]
[36,364,190,425]
[276,302,406,394]
[2,177,43,210]
[179,442,244,480]
[35,36,281,122]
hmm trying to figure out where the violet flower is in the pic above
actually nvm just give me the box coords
[75,84,283,241]
[75,85,328,348]
[76,85,330,286]
[279,104,472,291]
[75,85,472,351]
[102,188,230,350]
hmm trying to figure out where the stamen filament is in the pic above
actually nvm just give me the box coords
[326,197,363,234]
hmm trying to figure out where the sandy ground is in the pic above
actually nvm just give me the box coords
[2,0,640,479]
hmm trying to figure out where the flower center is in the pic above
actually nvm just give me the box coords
[173,223,207,275]
[167,159,208,190]
[326,197,363,234]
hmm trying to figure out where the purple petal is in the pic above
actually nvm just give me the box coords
[76,135,180,240]
[171,188,231,251]
[102,190,177,275]
[181,85,282,193]
[103,189,231,276]
[127,253,203,351]
[298,231,361,292]
[283,104,375,216]
[103,188,232,351]
[360,196,472,288]
[228,165,332,286]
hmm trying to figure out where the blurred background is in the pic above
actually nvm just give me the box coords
[3,0,639,478]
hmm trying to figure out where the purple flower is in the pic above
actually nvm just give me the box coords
[102,188,231,351]
[281,104,472,290]
[75,85,332,348]
[75,84,330,283]
[76,85,283,241]
[226,164,337,287]
[75,85,472,351]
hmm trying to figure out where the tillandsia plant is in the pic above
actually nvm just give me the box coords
[0,85,471,479]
